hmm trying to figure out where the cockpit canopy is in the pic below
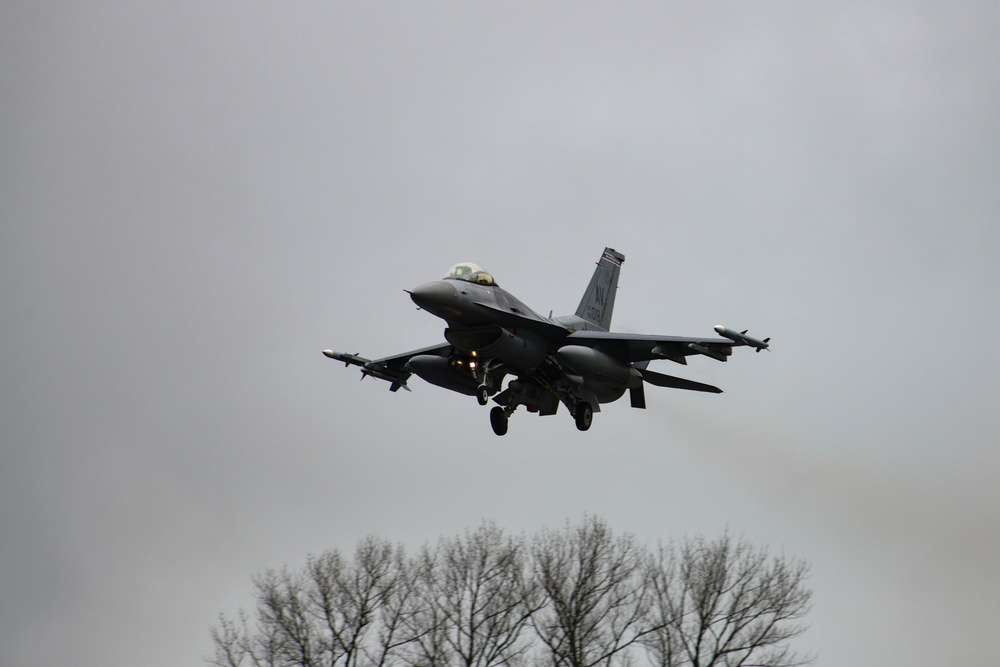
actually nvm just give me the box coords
[444,262,496,286]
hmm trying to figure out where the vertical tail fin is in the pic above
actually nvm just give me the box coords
[575,248,624,331]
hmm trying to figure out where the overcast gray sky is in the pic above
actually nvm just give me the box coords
[2,2,998,666]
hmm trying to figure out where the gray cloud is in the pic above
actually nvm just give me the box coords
[2,3,998,666]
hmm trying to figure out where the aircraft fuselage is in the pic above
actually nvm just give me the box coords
[408,279,549,329]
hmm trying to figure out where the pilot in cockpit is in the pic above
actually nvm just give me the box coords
[445,263,496,286]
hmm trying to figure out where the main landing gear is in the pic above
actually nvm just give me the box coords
[489,401,594,436]
[490,406,509,436]
[574,402,593,431]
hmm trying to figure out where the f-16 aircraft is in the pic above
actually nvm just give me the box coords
[323,248,769,436]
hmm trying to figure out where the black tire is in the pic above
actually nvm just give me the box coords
[477,385,490,406]
[490,406,508,436]
[575,402,593,431]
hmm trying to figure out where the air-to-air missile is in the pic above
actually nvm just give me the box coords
[323,349,411,391]
[322,350,370,367]
[713,325,771,352]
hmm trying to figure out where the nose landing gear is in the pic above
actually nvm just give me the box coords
[474,360,503,407]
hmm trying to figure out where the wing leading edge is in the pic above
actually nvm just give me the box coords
[562,330,736,365]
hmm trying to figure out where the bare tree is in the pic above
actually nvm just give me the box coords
[437,522,539,667]
[400,522,539,667]
[211,608,281,667]
[210,521,813,667]
[398,544,455,667]
[529,516,653,667]
[260,567,326,666]
[643,532,813,667]
[305,537,412,667]
[209,537,411,667]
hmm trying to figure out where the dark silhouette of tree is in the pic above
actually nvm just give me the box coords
[210,536,411,667]
[397,544,454,667]
[643,532,813,667]
[304,537,412,667]
[530,516,653,667]
[412,522,540,667]
[210,520,813,667]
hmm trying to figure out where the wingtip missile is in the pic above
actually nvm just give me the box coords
[322,350,371,367]
[713,325,771,352]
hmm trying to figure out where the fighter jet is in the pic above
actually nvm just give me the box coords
[323,248,769,436]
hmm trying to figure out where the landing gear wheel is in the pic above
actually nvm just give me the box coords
[490,407,509,436]
[477,384,490,406]
[575,402,593,431]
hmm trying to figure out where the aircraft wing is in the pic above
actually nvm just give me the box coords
[322,343,451,391]
[561,331,735,364]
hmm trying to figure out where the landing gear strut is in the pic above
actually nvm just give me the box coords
[490,406,509,436]
[574,402,593,431]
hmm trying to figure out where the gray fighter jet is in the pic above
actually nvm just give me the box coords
[323,248,769,435]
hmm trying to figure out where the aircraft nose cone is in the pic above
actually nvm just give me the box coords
[409,281,458,311]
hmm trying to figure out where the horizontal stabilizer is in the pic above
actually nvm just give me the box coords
[640,368,723,394]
